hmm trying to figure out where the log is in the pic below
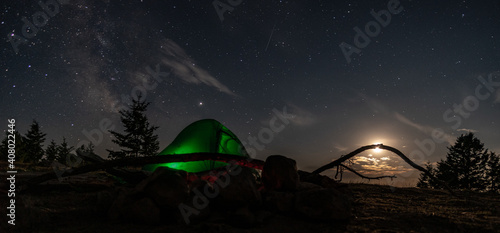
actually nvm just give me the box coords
[339,164,397,180]
[76,150,147,184]
[22,153,264,190]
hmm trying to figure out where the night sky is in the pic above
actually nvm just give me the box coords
[2,0,499,186]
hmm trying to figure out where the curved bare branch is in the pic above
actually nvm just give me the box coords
[339,164,397,180]
[313,144,454,194]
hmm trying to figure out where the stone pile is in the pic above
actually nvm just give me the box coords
[108,156,352,226]
[261,155,352,221]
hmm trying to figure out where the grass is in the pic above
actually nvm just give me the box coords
[347,184,500,232]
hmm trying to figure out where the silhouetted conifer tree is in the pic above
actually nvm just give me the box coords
[24,120,47,163]
[43,140,58,163]
[107,94,159,159]
[56,137,74,164]
[418,133,496,192]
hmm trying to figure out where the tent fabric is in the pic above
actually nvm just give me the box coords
[143,119,249,173]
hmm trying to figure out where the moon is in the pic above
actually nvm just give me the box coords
[372,142,383,153]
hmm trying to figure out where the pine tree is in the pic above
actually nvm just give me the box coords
[79,141,95,155]
[0,134,8,161]
[487,152,500,193]
[24,120,47,163]
[44,140,58,163]
[56,137,74,165]
[107,95,159,159]
[76,142,95,166]
[416,162,438,189]
[433,133,493,191]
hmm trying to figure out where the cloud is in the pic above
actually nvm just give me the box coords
[285,103,316,126]
[159,39,237,96]
[350,154,412,176]
[456,128,478,133]
[259,103,316,128]
[394,113,426,132]
[394,112,455,144]
[356,92,388,114]
[333,143,348,152]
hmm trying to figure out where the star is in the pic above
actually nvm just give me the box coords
[0,0,499,189]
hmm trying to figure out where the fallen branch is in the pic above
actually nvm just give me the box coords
[339,164,397,180]
[22,153,264,191]
[76,150,147,184]
[313,144,455,195]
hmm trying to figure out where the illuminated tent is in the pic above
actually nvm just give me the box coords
[143,119,249,173]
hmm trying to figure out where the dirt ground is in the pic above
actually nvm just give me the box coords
[1,166,499,233]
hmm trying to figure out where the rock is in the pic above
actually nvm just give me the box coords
[122,197,161,225]
[139,167,189,210]
[262,155,299,191]
[262,191,295,212]
[215,167,261,211]
[15,195,50,229]
[294,188,352,221]
[94,189,117,213]
[255,210,274,224]
[189,178,209,192]
[107,187,136,221]
[181,179,212,224]
[108,189,161,225]
[108,167,189,224]
[228,207,256,227]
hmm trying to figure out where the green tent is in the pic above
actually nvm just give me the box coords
[143,119,249,173]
